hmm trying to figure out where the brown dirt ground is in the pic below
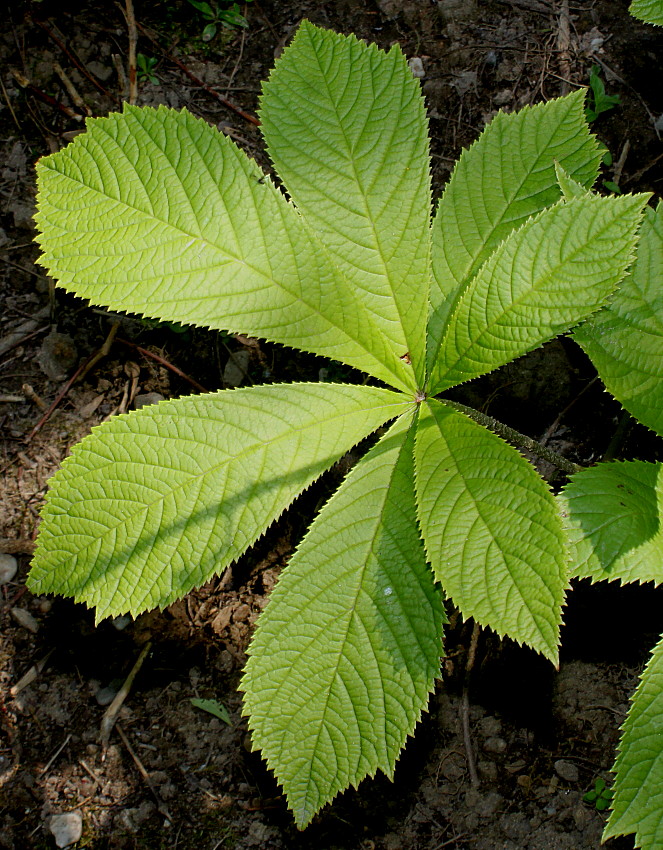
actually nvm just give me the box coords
[2,1,663,848]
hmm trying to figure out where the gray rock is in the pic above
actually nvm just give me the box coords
[408,57,425,79]
[554,759,579,783]
[0,553,18,585]
[49,812,82,848]
[483,736,508,754]
[38,332,78,381]
[134,392,165,409]
[87,60,113,82]
[95,685,119,706]
[223,350,250,387]
[11,607,39,633]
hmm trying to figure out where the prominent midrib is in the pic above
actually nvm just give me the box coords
[296,445,405,819]
[437,204,620,380]
[40,161,409,390]
[429,108,589,364]
[302,42,420,357]
[40,396,411,568]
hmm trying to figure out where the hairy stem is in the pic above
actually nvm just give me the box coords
[441,399,583,476]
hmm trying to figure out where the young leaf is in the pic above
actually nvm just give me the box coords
[260,22,431,384]
[414,399,566,662]
[28,383,411,619]
[604,633,663,848]
[243,414,444,827]
[429,192,648,394]
[560,460,663,586]
[427,90,602,368]
[573,202,663,436]
[191,697,231,725]
[555,161,590,200]
[35,104,413,393]
[629,0,663,25]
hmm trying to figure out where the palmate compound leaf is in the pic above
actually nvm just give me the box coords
[427,88,602,371]
[28,383,412,619]
[35,103,414,394]
[242,413,444,827]
[603,633,663,848]
[560,460,663,585]
[629,0,663,25]
[573,202,663,436]
[414,399,567,662]
[429,192,649,394]
[260,21,431,385]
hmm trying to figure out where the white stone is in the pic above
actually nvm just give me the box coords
[408,57,425,79]
[49,812,83,848]
[0,553,18,585]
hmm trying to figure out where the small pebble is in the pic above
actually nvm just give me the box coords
[95,685,120,706]
[49,812,83,848]
[11,607,39,633]
[0,553,18,585]
[111,614,132,631]
[223,350,250,387]
[38,332,78,381]
[134,392,165,409]
[554,759,579,783]
[483,736,508,754]
[408,56,425,78]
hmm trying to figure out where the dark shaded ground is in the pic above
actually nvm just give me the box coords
[2,1,663,848]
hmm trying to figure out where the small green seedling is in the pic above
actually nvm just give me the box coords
[584,778,614,811]
[186,0,250,39]
[28,20,660,842]
[585,64,621,122]
[191,697,232,725]
[136,53,159,85]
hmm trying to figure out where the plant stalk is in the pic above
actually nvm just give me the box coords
[441,399,583,476]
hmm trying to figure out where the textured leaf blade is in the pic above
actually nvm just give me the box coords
[28,383,411,619]
[35,105,413,392]
[427,90,601,370]
[261,22,431,384]
[574,202,663,436]
[243,414,444,827]
[414,399,566,662]
[430,193,648,394]
[630,0,663,25]
[604,633,663,848]
[560,461,663,586]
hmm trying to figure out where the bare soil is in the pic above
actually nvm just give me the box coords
[2,1,663,848]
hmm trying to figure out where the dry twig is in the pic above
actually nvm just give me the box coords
[460,622,481,788]
[26,322,120,441]
[116,722,172,821]
[53,62,92,116]
[29,16,120,104]
[123,0,138,104]
[100,641,152,750]
[136,21,260,126]
[116,337,209,393]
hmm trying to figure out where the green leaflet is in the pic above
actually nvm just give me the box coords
[560,461,663,585]
[555,161,589,200]
[574,203,663,436]
[35,104,413,393]
[427,89,601,370]
[429,192,648,394]
[604,633,663,848]
[261,22,431,385]
[629,0,663,25]
[243,414,444,827]
[28,383,411,619]
[414,399,566,662]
